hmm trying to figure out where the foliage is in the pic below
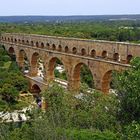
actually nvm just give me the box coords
[42,83,120,131]
[113,57,140,124]
[122,121,140,140]
[0,47,28,110]
[1,21,140,42]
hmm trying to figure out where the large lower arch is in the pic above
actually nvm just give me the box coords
[30,51,45,77]
[17,49,29,71]
[8,47,16,60]
[8,47,15,54]
[45,57,68,84]
[70,62,94,92]
[101,70,118,93]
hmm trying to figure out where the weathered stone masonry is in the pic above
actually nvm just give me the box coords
[1,33,139,93]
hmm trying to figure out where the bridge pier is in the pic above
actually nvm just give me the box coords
[29,66,38,77]
[68,79,81,93]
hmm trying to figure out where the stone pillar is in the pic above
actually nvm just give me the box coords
[43,67,55,84]
[94,72,110,94]
[29,65,38,77]
[68,78,80,94]
[101,79,110,93]
[16,56,24,69]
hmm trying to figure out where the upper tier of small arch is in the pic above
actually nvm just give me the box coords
[1,33,140,64]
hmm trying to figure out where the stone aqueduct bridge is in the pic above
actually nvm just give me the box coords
[1,33,139,93]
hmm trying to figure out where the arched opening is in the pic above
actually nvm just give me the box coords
[36,42,39,47]
[58,45,62,51]
[72,63,94,91]
[102,50,107,58]
[46,43,50,49]
[30,84,42,107]
[31,52,44,77]
[41,42,44,48]
[91,49,96,58]
[52,44,56,50]
[81,48,86,56]
[72,47,77,54]
[47,57,67,85]
[11,38,13,42]
[8,47,15,54]
[31,41,34,46]
[126,54,133,64]
[18,39,21,43]
[5,37,6,41]
[102,70,118,93]
[14,39,17,43]
[26,40,29,45]
[31,84,41,93]
[18,50,29,73]
[113,53,120,61]
[8,47,16,60]
[22,40,24,44]
[65,46,69,53]
[8,38,10,42]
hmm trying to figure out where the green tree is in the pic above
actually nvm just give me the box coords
[114,57,140,124]
[0,83,18,102]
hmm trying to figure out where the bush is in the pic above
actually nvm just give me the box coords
[0,61,4,67]
[122,121,140,140]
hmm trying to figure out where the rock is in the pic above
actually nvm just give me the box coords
[20,114,27,121]
[11,113,19,122]
[2,113,12,121]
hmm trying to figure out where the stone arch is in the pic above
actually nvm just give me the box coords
[46,57,67,83]
[18,49,29,71]
[90,49,96,57]
[102,50,108,58]
[30,84,41,95]
[113,53,120,61]
[41,42,44,48]
[65,46,69,53]
[26,40,29,45]
[126,54,133,64]
[52,44,56,50]
[81,48,86,56]
[36,42,39,47]
[8,47,16,61]
[46,43,50,49]
[71,62,94,91]
[22,40,25,44]
[8,47,15,55]
[58,45,62,51]
[14,38,17,43]
[18,39,21,43]
[11,38,13,42]
[101,70,118,93]
[31,41,34,46]
[72,47,77,54]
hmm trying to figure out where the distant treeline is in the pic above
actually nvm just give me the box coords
[1,20,140,42]
[0,15,140,23]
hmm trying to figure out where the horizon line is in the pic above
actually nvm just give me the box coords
[0,14,140,17]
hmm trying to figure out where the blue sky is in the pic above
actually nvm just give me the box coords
[0,0,140,16]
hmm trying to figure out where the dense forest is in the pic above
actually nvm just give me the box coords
[1,20,140,43]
